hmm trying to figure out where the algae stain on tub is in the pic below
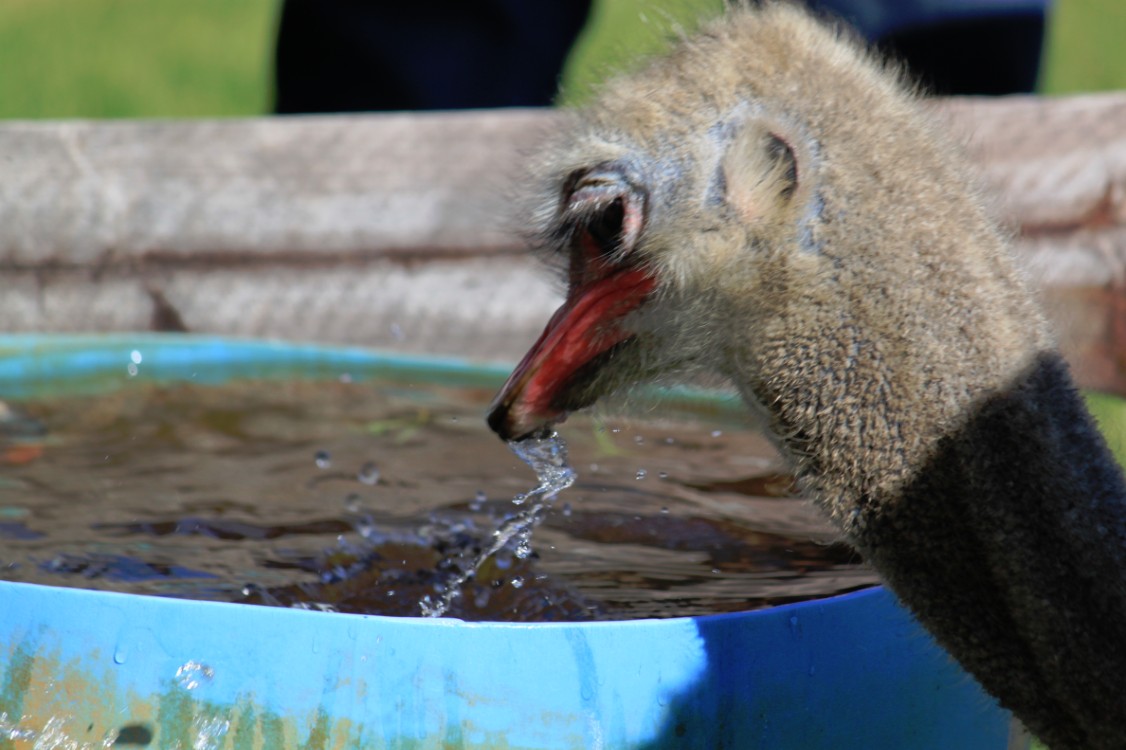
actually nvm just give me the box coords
[2,633,622,749]
[0,638,357,749]
[0,637,38,746]
[1,636,128,749]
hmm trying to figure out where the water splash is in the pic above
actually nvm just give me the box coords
[175,661,214,691]
[0,713,118,748]
[127,349,142,378]
[420,431,576,617]
[356,461,380,485]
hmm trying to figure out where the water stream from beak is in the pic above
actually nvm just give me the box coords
[419,432,576,617]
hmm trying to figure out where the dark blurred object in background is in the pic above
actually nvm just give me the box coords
[273,0,1049,114]
[274,0,592,113]
[814,0,1050,95]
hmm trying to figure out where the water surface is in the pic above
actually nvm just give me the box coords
[0,377,874,620]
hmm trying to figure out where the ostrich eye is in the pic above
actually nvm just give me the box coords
[583,197,625,257]
[560,163,646,267]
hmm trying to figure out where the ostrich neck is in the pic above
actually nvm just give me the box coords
[758,349,1126,750]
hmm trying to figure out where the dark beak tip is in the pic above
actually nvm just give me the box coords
[486,400,562,443]
[485,404,514,441]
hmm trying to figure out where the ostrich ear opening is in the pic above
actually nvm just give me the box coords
[721,123,800,224]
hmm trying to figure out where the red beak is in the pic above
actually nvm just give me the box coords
[487,265,656,440]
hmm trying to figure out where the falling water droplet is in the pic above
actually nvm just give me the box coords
[175,661,214,691]
[470,490,486,511]
[711,429,723,438]
[125,350,142,377]
[357,461,380,485]
[511,575,525,589]
[314,450,331,469]
[514,538,533,559]
[635,469,647,480]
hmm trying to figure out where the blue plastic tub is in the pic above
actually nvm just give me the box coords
[0,334,1013,749]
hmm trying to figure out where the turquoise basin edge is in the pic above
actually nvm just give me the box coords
[0,333,513,399]
[0,333,1012,748]
[0,333,745,423]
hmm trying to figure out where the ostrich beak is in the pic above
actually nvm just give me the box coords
[487,265,656,441]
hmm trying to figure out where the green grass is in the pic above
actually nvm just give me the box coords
[559,0,724,104]
[1042,0,1126,94]
[0,0,278,119]
[0,0,1121,120]
[1086,392,1126,467]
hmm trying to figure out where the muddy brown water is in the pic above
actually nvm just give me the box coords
[0,378,876,621]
